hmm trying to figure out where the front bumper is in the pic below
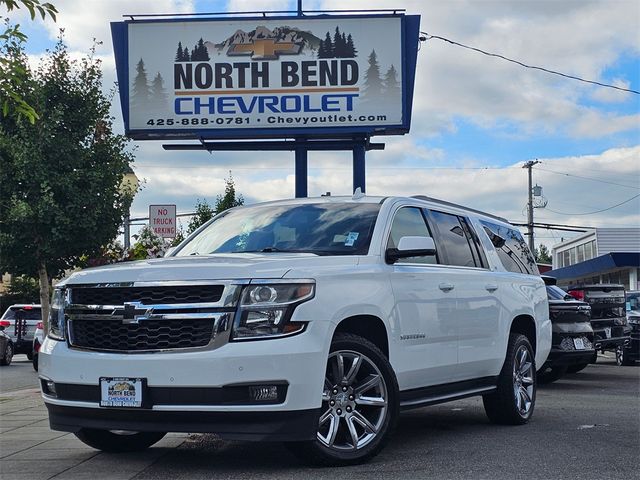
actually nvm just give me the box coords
[45,403,321,441]
[543,348,595,368]
[39,319,332,440]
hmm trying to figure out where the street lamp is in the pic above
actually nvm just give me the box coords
[119,166,139,250]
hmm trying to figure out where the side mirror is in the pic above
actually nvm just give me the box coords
[386,236,437,264]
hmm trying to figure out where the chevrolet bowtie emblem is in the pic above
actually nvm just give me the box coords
[115,302,152,324]
[227,38,301,60]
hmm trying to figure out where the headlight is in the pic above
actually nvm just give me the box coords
[628,317,640,325]
[48,288,66,340]
[232,282,315,340]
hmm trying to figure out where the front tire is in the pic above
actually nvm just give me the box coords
[483,333,536,425]
[0,343,13,366]
[74,429,166,452]
[287,332,399,466]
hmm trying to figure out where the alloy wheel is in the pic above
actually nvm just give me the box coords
[512,345,534,416]
[318,350,388,451]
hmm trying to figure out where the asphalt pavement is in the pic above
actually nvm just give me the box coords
[1,353,638,480]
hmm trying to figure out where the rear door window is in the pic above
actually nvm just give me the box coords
[427,210,483,268]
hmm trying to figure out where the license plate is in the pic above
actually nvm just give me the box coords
[100,377,143,408]
[604,327,612,338]
[573,337,585,350]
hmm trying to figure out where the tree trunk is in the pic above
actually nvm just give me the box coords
[38,262,50,330]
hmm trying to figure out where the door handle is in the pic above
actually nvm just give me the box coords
[439,283,455,292]
[485,284,498,292]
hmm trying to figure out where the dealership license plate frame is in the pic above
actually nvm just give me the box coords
[604,327,612,339]
[573,337,585,350]
[99,377,146,408]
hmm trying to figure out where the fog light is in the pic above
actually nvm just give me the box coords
[249,385,278,402]
[42,379,57,397]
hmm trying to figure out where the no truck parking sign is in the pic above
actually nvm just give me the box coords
[149,204,176,238]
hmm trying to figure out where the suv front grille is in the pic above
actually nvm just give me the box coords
[71,285,224,306]
[70,318,215,351]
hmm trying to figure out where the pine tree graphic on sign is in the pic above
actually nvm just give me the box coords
[362,50,384,102]
[131,58,150,112]
[383,64,401,103]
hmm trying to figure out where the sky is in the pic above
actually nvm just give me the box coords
[6,0,640,251]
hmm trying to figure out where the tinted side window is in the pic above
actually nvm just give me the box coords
[387,207,436,264]
[481,220,539,275]
[428,210,478,267]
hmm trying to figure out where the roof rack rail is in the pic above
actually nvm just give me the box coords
[410,195,509,223]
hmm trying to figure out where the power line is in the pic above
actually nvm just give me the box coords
[545,193,640,216]
[534,166,640,190]
[420,32,640,95]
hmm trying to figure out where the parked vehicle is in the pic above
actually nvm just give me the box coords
[32,321,44,371]
[0,327,14,366]
[538,277,594,383]
[621,291,640,365]
[567,284,630,371]
[39,195,551,465]
[0,304,42,358]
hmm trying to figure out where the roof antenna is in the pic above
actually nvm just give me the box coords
[352,187,365,200]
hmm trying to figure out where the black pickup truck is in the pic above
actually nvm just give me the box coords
[567,284,630,369]
[538,277,595,383]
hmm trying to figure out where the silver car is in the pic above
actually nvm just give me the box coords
[0,304,42,358]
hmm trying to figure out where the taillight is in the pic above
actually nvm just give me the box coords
[0,320,10,327]
[24,305,33,310]
[568,290,584,301]
[36,322,44,330]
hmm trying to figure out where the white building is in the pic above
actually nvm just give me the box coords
[549,228,640,290]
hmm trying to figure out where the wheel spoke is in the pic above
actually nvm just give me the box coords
[319,408,333,425]
[518,348,527,368]
[351,410,377,434]
[515,386,522,410]
[521,375,534,386]
[355,395,387,407]
[346,416,360,449]
[519,361,532,376]
[336,353,345,383]
[344,355,361,385]
[520,386,532,407]
[354,374,381,395]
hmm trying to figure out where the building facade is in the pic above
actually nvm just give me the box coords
[549,228,640,290]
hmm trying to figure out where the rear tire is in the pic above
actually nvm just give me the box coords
[537,366,567,384]
[32,353,38,371]
[27,351,33,361]
[483,333,536,425]
[620,347,635,366]
[74,429,166,452]
[286,332,399,466]
[0,343,13,366]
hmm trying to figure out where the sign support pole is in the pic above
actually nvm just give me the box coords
[353,139,366,193]
[295,138,308,198]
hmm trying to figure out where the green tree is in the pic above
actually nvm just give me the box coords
[215,173,244,214]
[0,275,39,312]
[0,0,57,122]
[0,37,136,324]
[535,244,552,264]
[187,198,214,235]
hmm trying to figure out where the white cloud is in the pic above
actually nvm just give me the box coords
[591,78,634,103]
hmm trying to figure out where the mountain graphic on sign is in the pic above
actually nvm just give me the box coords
[204,25,322,59]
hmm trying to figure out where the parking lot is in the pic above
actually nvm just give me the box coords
[1,353,638,480]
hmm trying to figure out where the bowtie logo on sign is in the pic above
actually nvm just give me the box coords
[227,38,302,60]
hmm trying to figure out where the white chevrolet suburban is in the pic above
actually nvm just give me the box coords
[39,194,550,465]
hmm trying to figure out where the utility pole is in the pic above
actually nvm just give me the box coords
[523,160,540,254]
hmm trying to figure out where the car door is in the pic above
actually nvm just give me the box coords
[386,206,459,389]
[426,210,502,380]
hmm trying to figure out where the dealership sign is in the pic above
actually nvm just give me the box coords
[111,14,420,140]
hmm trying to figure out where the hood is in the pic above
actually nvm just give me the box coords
[60,253,358,286]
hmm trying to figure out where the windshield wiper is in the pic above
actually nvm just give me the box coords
[231,247,321,255]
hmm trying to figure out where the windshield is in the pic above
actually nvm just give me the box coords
[176,202,381,257]
[546,285,573,301]
[2,307,42,320]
